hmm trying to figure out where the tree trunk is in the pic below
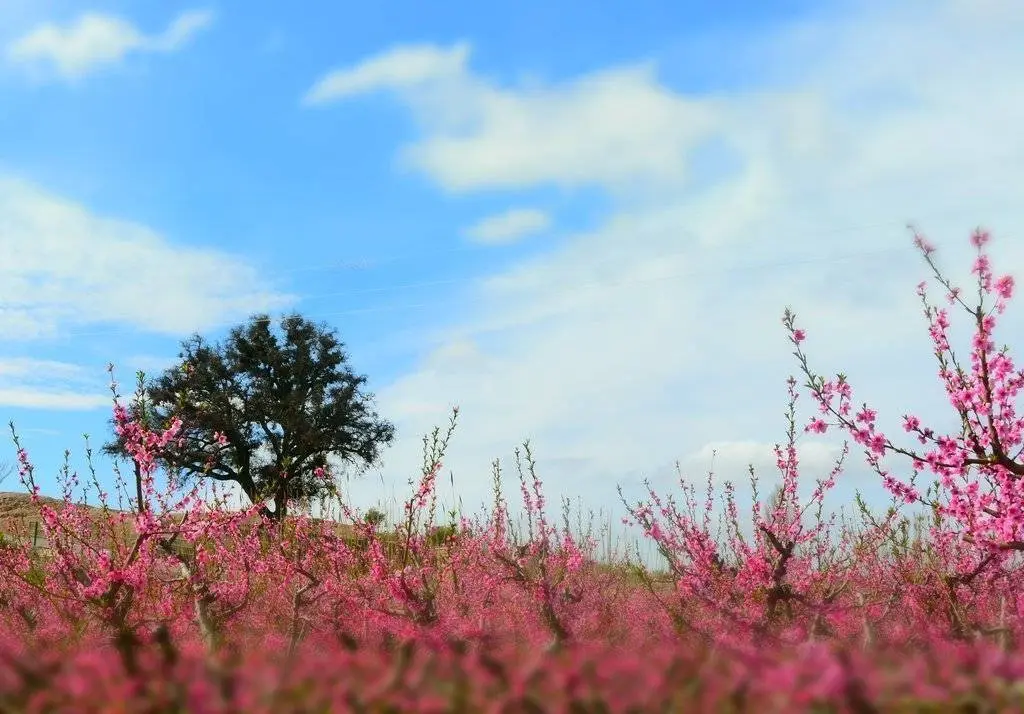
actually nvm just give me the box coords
[273,479,288,522]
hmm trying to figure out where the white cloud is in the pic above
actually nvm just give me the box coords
[150,10,214,52]
[0,358,109,411]
[331,0,1024,519]
[464,208,551,245]
[305,46,722,192]
[119,354,182,377]
[303,42,470,106]
[410,65,721,193]
[0,177,296,343]
[0,357,84,379]
[6,9,214,80]
[682,440,843,482]
[0,388,109,410]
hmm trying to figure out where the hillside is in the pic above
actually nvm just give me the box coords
[0,490,362,553]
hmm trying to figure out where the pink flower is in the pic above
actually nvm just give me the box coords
[805,418,828,434]
[995,274,1015,300]
[914,234,936,255]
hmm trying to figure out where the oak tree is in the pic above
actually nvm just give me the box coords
[102,313,395,521]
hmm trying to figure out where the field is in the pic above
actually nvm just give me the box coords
[1,231,1023,712]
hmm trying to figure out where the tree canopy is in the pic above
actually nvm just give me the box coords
[102,313,396,521]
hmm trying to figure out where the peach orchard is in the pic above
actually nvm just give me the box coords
[1,229,1023,712]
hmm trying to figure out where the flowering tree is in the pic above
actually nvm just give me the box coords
[2,227,1024,711]
[790,227,1022,641]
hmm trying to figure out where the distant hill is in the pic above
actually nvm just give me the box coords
[0,491,72,525]
[0,491,157,552]
[0,491,360,555]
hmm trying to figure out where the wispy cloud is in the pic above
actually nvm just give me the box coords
[306,50,718,192]
[0,388,109,410]
[0,358,108,411]
[303,42,470,106]
[0,177,296,341]
[464,208,551,245]
[0,357,85,379]
[683,440,842,480]
[6,9,214,80]
[328,0,1024,513]
[118,354,182,377]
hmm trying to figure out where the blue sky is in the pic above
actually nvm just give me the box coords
[1,0,1022,536]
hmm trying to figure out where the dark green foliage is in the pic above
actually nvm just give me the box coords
[364,508,387,527]
[101,313,395,521]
